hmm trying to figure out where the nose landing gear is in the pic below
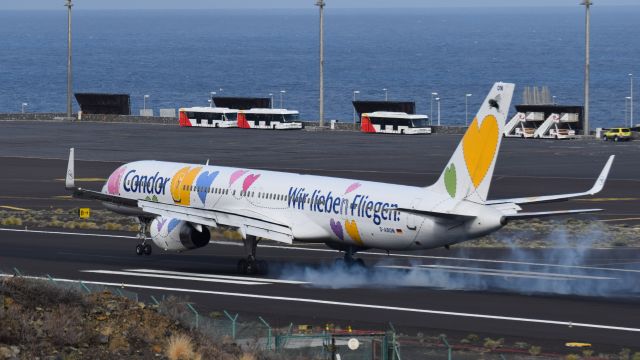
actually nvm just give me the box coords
[135,217,153,256]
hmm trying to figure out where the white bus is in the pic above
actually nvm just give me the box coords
[361,112,432,134]
[179,107,239,128]
[237,108,303,130]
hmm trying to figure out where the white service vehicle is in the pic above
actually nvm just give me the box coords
[65,83,613,275]
[361,112,432,134]
[237,108,303,130]
[179,107,239,128]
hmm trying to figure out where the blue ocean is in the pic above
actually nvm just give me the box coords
[0,7,638,128]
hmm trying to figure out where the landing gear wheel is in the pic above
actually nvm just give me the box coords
[237,259,248,274]
[135,217,152,256]
[256,260,269,275]
[237,258,268,275]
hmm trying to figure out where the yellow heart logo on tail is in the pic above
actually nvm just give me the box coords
[345,220,364,247]
[462,115,499,188]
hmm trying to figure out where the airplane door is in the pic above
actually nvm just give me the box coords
[406,198,422,230]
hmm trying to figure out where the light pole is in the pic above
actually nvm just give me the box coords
[219,88,223,94]
[383,88,388,101]
[143,95,150,111]
[630,73,634,126]
[280,90,286,109]
[352,90,360,125]
[581,0,592,136]
[435,97,441,126]
[269,93,274,109]
[430,92,438,125]
[316,0,325,127]
[625,97,631,127]
[65,0,73,118]
[552,95,557,105]
[465,94,472,126]
[210,91,216,108]
[21,103,28,114]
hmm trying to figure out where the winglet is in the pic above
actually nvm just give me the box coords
[65,148,75,189]
[588,155,614,195]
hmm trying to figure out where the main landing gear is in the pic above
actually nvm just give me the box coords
[237,235,268,275]
[135,217,152,256]
[335,247,366,268]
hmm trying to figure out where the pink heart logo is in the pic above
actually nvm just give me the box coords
[229,169,248,186]
[242,174,261,192]
[107,166,126,195]
[330,218,343,240]
[345,182,361,194]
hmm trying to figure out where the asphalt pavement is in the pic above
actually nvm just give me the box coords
[0,121,639,349]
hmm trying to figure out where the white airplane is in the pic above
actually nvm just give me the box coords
[65,83,614,274]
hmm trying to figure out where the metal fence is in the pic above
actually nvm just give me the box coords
[0,268,578,359]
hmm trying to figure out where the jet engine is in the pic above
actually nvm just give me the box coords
[149,216,210,252]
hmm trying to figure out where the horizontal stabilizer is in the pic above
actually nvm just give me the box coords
[504,208,602,220]
[486,155,614,206]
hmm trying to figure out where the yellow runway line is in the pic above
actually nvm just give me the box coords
[0,205,29,211]
[600,217,640,222]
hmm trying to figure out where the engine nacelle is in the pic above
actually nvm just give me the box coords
[150,217,210,252]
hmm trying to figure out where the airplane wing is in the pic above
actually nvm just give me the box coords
[65,148,294,244]
[486,155,614,206]
[138,200,294,244]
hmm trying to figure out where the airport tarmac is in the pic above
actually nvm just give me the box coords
[0,121,639,222]
[1,121,639,349]
[1,228,639,349]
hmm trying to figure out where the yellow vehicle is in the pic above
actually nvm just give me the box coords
[602,128,632,142]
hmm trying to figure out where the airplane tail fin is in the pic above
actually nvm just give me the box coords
[65,147,75,189]
[431,82,515,204]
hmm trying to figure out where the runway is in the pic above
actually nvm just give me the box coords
[1,228,639,349]
[0,121,639,349]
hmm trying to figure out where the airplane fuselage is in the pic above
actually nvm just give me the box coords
[101,160,505,251]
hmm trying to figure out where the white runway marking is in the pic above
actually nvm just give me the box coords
[245,242,640,275]
[124,268,309,285]
[378,265,617,281]
[3,227,638,275]
[2,273,639,334]
[81,269,270,286]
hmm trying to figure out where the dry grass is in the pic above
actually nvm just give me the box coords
[1,216,22,226]
[166,333,196,360]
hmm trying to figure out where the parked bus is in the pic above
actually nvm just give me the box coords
[179,107,239,128]
[361,112,432,134]
[237,108,303,130]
